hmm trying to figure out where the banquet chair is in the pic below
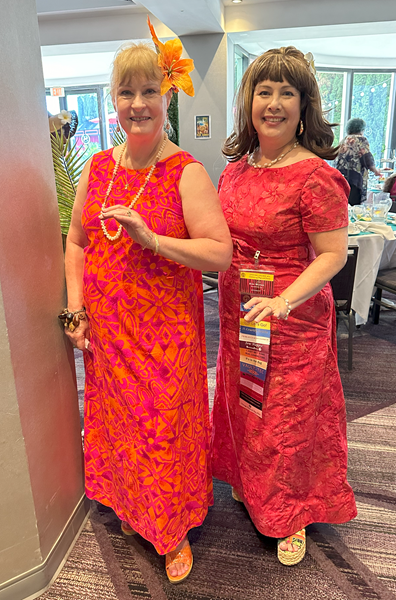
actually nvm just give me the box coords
[372,268,396,323]
[330,245,359,370]
[202,271,219,294]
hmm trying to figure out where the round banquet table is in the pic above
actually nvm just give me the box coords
[348,222,396,325]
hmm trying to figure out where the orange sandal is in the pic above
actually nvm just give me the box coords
[166,540,193,584]
[121,521,137,536]
[277,528,306,566]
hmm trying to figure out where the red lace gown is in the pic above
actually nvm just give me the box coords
[211,157,357,538]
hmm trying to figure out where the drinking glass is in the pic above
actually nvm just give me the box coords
[372,204,387,222]
[352,205,364,221]
[380,197,392,219]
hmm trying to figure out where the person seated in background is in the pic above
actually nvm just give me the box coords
[383,172,396,200]
[335,117,381,205]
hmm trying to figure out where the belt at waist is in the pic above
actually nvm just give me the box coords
[233,238,313,262]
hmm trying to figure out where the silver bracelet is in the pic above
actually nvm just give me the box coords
[278,296,291,320]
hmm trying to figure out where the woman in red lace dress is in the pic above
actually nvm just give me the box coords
[211,47,357,566]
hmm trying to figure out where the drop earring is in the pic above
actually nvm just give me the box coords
[116,118,121,133]
[298,119,304,136]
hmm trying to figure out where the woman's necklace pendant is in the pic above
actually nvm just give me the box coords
[248,140,299,169]
[100,134,168,242]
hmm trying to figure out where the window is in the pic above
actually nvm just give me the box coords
[46,96,61,115]
[65,90,102,159]
[234,46,249,92]
[316,71,345,146]
[103,86,118,147]
[351,73,392,164]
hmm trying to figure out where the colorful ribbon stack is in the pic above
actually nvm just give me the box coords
[239,270,274,418]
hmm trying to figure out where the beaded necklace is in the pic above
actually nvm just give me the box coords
[248,140,299,169]
[100,133,168,242]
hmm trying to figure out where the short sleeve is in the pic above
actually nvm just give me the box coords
[358,136,371,155]
[218,170,226,193]
[218,161,235,193]
[360,151,375,169]
[300,164,349,232]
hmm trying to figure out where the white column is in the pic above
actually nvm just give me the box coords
[178,33,229,187]
[0,2,88,599]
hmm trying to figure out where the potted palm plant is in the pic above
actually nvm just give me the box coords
[49,111,88,246]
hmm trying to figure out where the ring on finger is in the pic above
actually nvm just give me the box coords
[126,209,132,217]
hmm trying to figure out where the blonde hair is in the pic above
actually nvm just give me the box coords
[224,46,338,161]
[110,43,163,101]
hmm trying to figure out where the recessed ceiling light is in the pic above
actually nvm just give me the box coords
[232,0,243,3]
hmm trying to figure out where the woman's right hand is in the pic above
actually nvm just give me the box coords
[63,318,91,352]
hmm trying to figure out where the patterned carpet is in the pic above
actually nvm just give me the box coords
[40,295,396,600]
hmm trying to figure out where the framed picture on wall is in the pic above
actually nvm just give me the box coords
[195,115,211,139]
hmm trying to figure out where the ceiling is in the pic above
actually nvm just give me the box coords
[36,0,139,13]
[36,0,288,13]
[38,0,396,86]
[230,21,396,68]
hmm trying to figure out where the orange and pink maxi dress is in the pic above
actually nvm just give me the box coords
[81,149,213,554]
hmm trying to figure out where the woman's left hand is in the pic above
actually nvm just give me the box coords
[100,205,153,247]
[243,296,288,322]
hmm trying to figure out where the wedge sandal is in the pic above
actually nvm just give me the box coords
[121,521,137,536]
[277,528,306,566]
[231,487,243,502]
[166,540,193,584]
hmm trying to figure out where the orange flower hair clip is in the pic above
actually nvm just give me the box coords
[147,16,195,97]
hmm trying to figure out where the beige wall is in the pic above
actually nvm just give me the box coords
[0,0,87,597]
[179,33,228,187]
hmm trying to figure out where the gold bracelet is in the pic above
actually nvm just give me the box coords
[278,296,291,320]
[142,230,154,250]
[153,233,159,256]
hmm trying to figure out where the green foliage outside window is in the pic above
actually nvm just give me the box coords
[351,73,392,165]
[316,72,344,146]
[77,94,99,130]
[168,92,179,146]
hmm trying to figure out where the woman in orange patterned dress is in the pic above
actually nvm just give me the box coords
[211,47,357,566]
[62,32,232,583]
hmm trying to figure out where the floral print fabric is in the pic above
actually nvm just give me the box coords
[335,134,375,202]
[211,157,357,538]
[81,149,213,555]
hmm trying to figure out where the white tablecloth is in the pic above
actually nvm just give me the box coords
[380,237,396,269]
[348,233,396,324]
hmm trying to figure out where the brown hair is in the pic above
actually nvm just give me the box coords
[383,173,396,194]
[110,43,163,102]
[223,46,338,162]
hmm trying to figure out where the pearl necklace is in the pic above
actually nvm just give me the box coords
[248,140,299,169]
[100,134,168,242]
